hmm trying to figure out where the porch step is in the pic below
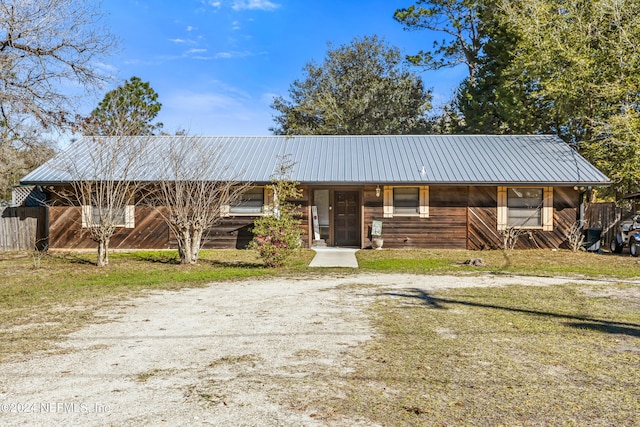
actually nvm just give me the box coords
[309,247,359,268]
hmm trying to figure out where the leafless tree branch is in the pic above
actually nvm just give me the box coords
[148,137,250,264]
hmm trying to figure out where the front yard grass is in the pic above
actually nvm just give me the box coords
[357,248,640,279]
[0,249,314,362]
[2,245,640,426]
[324,282,640,426]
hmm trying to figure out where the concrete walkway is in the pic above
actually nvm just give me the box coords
[308,247,359,268]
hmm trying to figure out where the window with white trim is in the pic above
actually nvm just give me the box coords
[223,187,269,216]
[497,187,553,231]
[82,205,135,228]
[383,186,429,218]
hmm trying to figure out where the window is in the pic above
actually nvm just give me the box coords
[228,187,265,215]
[383,186,429,218]
[497,187,553,231]
[82,205,135,228]
[394,187,419,215]
[507,188,542,227]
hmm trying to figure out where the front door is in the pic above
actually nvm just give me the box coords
[334,191,360,246]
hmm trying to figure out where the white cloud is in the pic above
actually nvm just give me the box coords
[214,50,254,59]
[232,0,280,11]
[186,25,195,32]
[187,48,208,54]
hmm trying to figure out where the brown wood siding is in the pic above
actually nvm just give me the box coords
[363,186,467,249]
[468,186,502,250]
[467,186,579,250]
[0,207,48,251]
[46,185,580,251]
[48,184,311,250]
[199,186,310,249]
[362,186,383,248]
[49,206,170,249]
[194,217,256,249]
[508,187,578,249]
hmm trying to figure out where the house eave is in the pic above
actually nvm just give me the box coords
[21,179,611,188]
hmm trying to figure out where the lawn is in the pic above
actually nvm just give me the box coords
[2,247,640,364]
[0,249,314,362]
[1,247,639,425]
[325,282,640,426]
[357,248,640,279]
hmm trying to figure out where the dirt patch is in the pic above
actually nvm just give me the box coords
[0,273,614,426]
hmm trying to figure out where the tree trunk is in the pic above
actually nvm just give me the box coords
[97,238,109,267]
[176,228,193,265]
[190,228,203,263]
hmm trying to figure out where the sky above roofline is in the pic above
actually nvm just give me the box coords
[66,0,467,140]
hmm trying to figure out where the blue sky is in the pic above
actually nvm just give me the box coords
[94,0,467,135]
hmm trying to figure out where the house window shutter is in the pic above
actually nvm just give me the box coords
[125,206,135,228]
[383,187,393,218]
[497,187,507,231]
[81,205,91,228]
[419,186,429,218]
[542,187,554,231]
[264,187,274,215]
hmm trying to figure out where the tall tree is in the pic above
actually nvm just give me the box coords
[394,0,489,87]
[407,0,640,197]
[55,83,160,266]
[88,77,163,136]
[499,0,640,196]
[447,8,555,135]
[0,0,115,199]
[271,35,431,135]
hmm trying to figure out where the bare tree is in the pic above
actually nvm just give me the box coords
[58,134,150,266]
[500,226,523,250]
[0,0,115,136]
[0,0,115,199]
[565,222,586,253]
[150,137,250,265]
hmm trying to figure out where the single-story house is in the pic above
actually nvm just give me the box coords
[20,135,609,250]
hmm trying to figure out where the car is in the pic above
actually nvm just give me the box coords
[610,214,640,256]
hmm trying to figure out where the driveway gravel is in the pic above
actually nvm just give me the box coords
[0,273,607,426]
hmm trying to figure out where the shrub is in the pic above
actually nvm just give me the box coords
[249,156,302,268]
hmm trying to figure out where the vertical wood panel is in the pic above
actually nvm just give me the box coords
[0,207,46,251]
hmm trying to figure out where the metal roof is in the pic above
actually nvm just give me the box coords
[21,135,609,186]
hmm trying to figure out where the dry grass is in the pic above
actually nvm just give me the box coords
[358,248,640,279]
[2,247,639,364]
[0,249,315,362]
[318,283,640,426]
[2,247,639,424]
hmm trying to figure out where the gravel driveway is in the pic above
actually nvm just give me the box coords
[0,273,605,426]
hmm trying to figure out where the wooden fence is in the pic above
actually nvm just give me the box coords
[584,202,620,247]
[0,207,48,251]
